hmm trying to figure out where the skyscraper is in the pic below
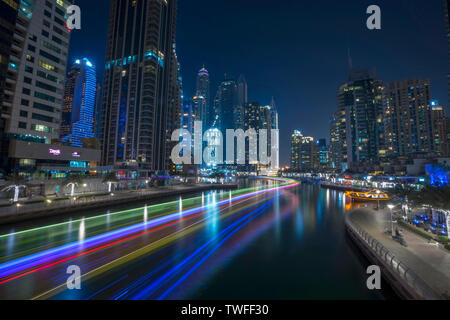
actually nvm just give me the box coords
[235,74,248,129]
[384,79,433,156]
[195,66,210,128]
[61,58,96,147]
[241,101,279,173]
[100,0,180,174]
[290,130,318,172]
[0,0,19,172]
[445,0,450,105]
[270,97,279,130]
[179,98,193,166]
[336,68,384,168]
[430,101,447,156]
[214,76,237,131]
[329,110,347,170]
[317,138,330,169]
[290,130,302,171]
[192,94,207,130]
[1,0,76,174]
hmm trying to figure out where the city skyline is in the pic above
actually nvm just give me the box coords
[0,0,449,304]
[68,0,448,165]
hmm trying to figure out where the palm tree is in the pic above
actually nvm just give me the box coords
[103,172,119,193]
[2,174,28,203]
[63,174,83,197]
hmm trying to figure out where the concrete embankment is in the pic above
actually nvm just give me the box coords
[345,208,447,300]
[0,184,237,225]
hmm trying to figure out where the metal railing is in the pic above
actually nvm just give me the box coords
[346,215,443,300]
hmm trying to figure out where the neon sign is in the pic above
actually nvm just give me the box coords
[49,148,61,156]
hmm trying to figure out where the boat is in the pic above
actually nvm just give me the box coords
[344,189,390,202]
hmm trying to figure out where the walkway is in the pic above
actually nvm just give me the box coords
[349,208,450,299]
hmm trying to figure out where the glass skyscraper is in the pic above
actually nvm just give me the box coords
[61,58,96,147]
[99,0,181,174]
[195,66,211,129]
[214,77,237,131]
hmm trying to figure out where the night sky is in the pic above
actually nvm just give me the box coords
[68,0,448,165]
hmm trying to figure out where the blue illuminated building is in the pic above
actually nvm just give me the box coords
[99,0,180,174]
[61,58,97,147]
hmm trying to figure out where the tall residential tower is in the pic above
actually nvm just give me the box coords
[194,66,210,129]
[99,0,181,174]
[335,68,384,169]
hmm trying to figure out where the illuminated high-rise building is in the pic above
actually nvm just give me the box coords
[290,130,318,172]
[430,101,447,156]
[335,68,384,168]
[192,94,207,130]
[195,66,211,128]
[0,0,19,171]
[329,110,347,170]
[241,101,279,172]
[235,74,248,129]
[445,0,450,105]
[290,130,302,171]
[384,79,433,156]
[61,58,96,147]
[317,138,330,169]
[214,76,237,131]
[0,0,80,175]
[100,0,180,174]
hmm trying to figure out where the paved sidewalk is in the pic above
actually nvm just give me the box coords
[350,208,450,298]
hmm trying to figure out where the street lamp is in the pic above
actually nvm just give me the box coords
[376,190,381,210]
[388,204,395,237]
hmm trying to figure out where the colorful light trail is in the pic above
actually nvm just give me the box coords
[0,178,299,300]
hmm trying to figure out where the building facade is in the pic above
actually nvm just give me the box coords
[195,66,210,129]
[329,110,347,170]
[99,0,180,175]
[290,130,318,172]
[0,0,20,174]
[446,0,450,106]
[430,102,448,157]
[235,74,248,129]
[0,0,86,176]
[317,138,330,170]
[337,68,385,168]
[61,58,96,147]
[214,77,237,131]
[384,79,433,157]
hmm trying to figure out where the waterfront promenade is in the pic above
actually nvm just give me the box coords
[0,183,237,225]
[347,208,450,299]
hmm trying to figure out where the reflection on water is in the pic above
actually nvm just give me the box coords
[183,183,387,300]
